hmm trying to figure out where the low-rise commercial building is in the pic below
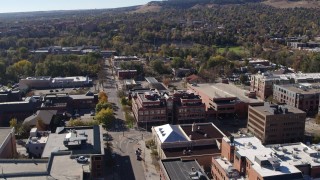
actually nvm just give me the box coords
[247,103,306,144]
[19,76,92,89]
[152,123,226,170]
[160,158,209,180]
[112,56,139,67]
[188,83,263,119]
[0,127,17,158]
[218,136,304,180]
[0,97,39,126]
[42,125,105,179]
[273,83,320,114]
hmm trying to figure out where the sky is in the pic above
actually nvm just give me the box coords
[0,0,153,13]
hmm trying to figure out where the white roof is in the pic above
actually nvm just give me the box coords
[154,124,189,143]
[228,136,302,177]
[268,143,320,167]
[23,110,57,126]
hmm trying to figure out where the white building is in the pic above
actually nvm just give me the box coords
[25,128,50,158]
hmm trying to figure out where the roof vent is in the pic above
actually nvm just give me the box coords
[204,134,207,138]
[192,123,196,132]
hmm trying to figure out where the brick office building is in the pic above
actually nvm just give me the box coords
[273,83,320,115]
[117,70,137,80]
[188,83,263,119]
[214,136,304,180]
[131,90,207,128]
[247,103,306,144]
[132,91,168,127]
[172,90,206,124]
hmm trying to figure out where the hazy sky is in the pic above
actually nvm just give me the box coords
[0,0,153,13]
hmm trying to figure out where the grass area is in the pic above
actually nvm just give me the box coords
[217,46,246,54]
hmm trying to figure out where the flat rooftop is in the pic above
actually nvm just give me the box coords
[50,154,83,180]
[180,123,226,140]
[190,83,262,104]
[267,143,320,167]
[214,157,242,180]
[42,126,102,158]
[250,103,305,115]
[52,76,88,82]
[226,136,302,178]
[275,83,320,94]
[0,128,13,146]
[0,159,47,176]
[164,145,220,158]
[161,158,209,180]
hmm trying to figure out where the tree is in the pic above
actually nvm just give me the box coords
[95,108,115,127]
[98,91,108,103]
[239,74,248,84]
[96,102,113,113]
[36,118,46,131]
[9,118,18,129]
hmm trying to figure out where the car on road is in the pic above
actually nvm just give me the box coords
[50,90,53,92]
[55,89,59,92]
[76,156,88,163]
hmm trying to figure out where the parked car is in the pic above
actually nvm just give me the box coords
[76,156,88,163]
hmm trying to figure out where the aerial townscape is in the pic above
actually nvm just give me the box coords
[1,0,320,179]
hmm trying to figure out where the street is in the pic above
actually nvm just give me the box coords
[101,58,152,180]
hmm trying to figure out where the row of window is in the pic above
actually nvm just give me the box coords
[138,110,166,115]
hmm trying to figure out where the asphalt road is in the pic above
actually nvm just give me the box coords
[102,58,149,180]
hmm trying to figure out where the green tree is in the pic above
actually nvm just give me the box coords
[96,102,113,113]
[95,108,115,127]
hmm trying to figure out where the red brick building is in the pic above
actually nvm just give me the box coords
[188,83,263,119]
[132,91,168,128]
[172,90,206,124]
[213,136,304,180]
[117,70,137,80]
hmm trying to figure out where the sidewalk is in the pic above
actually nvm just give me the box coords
[138,140,159,180]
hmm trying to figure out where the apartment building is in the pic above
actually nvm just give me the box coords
[250,73,290,100]
[216,136,304,180]
[273,83,320,114]
[172,90,206,124]
[251,72,320,100]
[247,103,306,144]
[188,83,263,119]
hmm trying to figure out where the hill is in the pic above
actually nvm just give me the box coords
[263,0,320,8]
